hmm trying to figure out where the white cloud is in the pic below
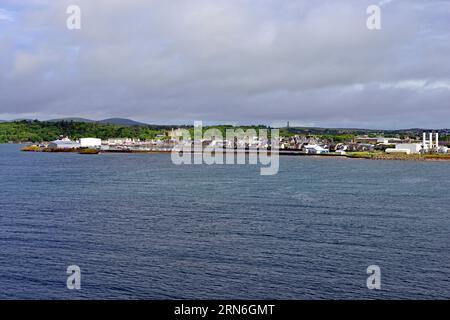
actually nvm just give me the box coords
[378,80,450,91]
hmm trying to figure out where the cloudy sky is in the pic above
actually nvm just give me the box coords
[0,0,449,128]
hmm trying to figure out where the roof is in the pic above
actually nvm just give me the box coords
[50,140,79,145]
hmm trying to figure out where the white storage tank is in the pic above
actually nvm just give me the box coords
[79,138,102,148]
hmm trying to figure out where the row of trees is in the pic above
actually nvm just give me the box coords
[0,120,168,143]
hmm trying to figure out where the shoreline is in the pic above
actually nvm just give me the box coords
[17,145,450,161]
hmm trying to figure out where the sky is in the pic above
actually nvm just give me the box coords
[0,0,449,129]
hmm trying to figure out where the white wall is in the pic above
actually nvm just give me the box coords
[394,143,422,154]
[80,138,102,148]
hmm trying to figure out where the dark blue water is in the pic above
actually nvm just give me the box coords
[0,144,449,299]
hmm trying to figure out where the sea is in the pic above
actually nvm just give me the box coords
[0,144,449,299]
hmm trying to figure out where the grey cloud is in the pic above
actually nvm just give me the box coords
[0,0,449,128]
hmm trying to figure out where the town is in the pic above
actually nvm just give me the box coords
[20,124,450,159]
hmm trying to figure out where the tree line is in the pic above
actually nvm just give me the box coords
[0,120,170,143]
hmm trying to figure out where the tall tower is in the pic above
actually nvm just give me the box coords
[430,132,433,149]
[436,133,439,150]
[422,132,440,153]
[423,132,426,149]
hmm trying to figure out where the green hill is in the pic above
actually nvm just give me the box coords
[0,120,170,143]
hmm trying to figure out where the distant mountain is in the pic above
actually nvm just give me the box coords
[98,118,147,126]
[13,118,36,122]
[47,117,95,123]
[45,117,147,126]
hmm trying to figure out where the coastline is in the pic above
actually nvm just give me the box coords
[18,145,450,161]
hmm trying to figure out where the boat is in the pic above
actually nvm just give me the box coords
[78,148,100,155]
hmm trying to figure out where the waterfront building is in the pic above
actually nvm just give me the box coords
[385,132,448,154]
[79,138,102,148]
[48,138,80,149]
[345,143,374,152]
[376,137,404,145]
[303,144,329,154]
[106,138,139,145]
[385,143,422,155]
[355,136,403,145]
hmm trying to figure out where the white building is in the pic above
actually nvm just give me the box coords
[48,138,80,149]
[303,144,329,154]
[385,143,422,155]
[79,138,102,148]
[377,137,403,145]
[385,132,448,154]
[106,138,139,145]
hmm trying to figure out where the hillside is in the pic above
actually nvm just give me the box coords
[98,118,147,126]
[47,117,147,126]
[0,120,169,143]
[47,117,94,123]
